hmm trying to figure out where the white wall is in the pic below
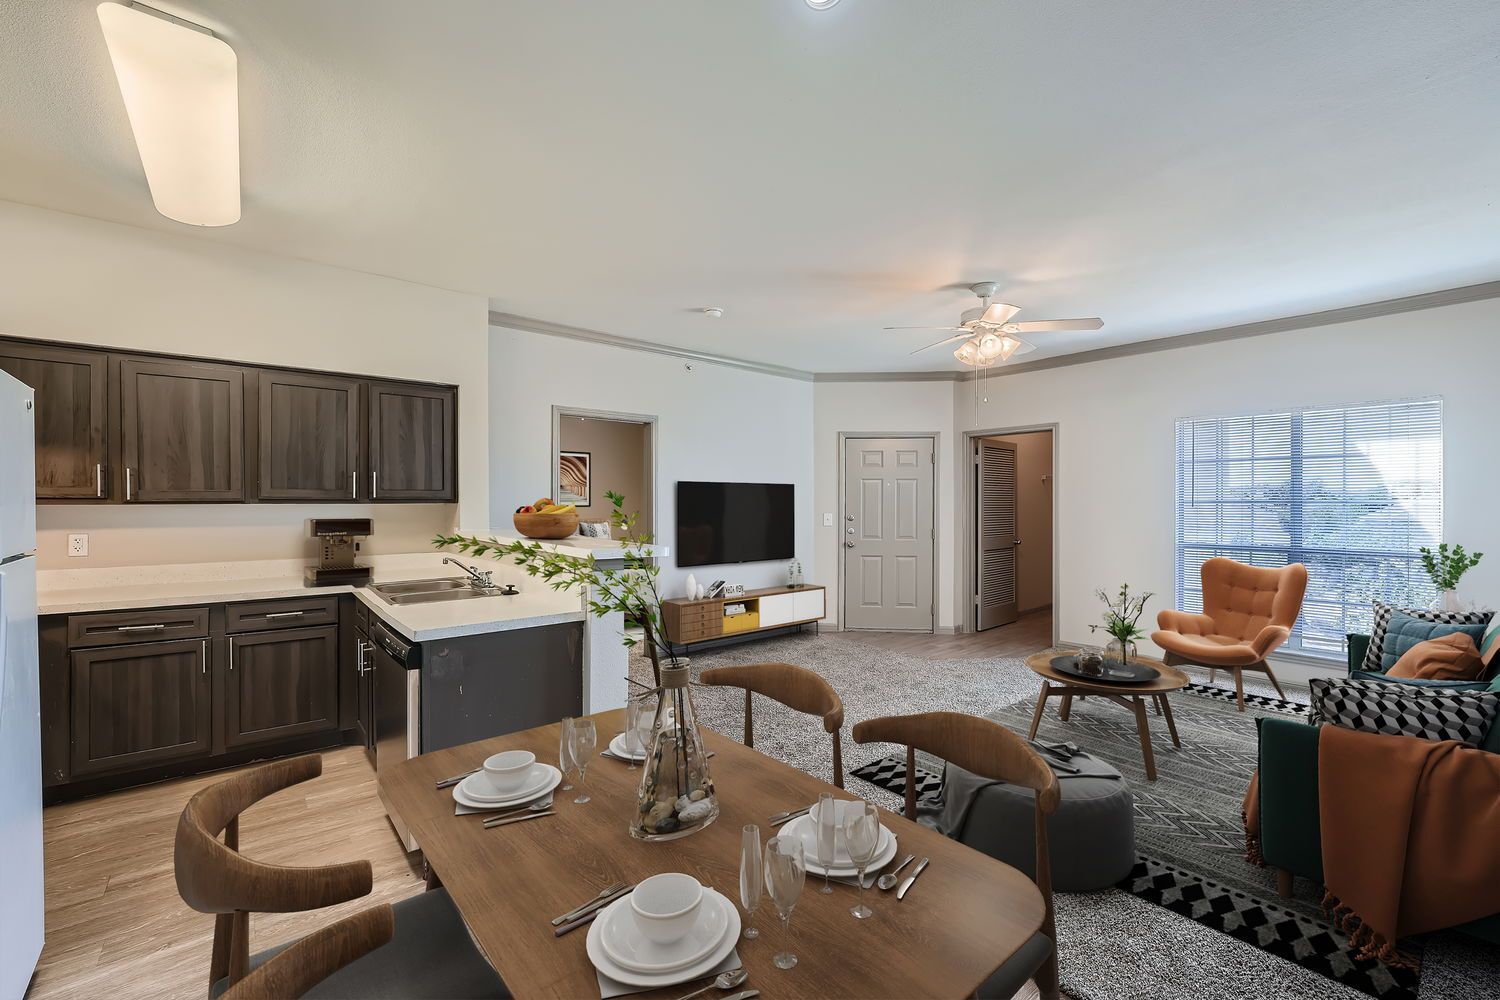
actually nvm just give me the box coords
[985,431,1054,614]
[486,325,815,598]
[812,381,956,629]
[953,296,1500,672]
[0,201,491,569]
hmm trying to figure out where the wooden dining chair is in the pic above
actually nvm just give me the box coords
[221,905,393,1000]
[851,711,1061,1000]
[699,662,846,788]
[174,754,509,999]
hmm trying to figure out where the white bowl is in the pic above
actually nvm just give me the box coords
[629,873,703,947]
[481,750,536,795]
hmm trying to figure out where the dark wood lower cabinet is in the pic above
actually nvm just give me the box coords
[225,625,340,748]
[70,637,212,777]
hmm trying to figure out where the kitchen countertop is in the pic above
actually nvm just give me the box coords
[36,554,587,643]
[452,528,669,562]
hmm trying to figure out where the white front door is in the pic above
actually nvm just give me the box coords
[843,437,935,632]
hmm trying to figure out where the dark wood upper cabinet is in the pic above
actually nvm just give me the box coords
[0,342,108,500]
[257,371,361,501]
[369,381,456,501]
[70,638,212,777]
[224,625,340,749]
[119,358,245,502]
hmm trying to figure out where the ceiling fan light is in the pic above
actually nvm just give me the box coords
[997,334,1023,361]
[954,340,980,365]
[976,332,1005,361]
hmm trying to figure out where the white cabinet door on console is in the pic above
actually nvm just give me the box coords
[758,594,796,628]
[794,589,825,622]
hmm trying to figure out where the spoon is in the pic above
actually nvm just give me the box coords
[674,968,748,1000]
[877,854,917,891]
[481,796,553,826]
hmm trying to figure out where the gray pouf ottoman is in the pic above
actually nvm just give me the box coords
[937,753,1135,892]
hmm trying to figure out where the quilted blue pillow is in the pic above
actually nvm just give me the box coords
[1349,669,1490,692]
[1378,611,1488,673]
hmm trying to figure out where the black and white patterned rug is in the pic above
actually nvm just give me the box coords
[631,634,1497,1000]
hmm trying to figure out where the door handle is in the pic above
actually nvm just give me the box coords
[844,541,855,548]
[1014,539,1022,546]
[846,527,854,535]
[845,514,854,521]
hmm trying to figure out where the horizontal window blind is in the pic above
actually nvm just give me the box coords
[1174,397,1443,657]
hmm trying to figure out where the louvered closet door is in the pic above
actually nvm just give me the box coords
[977,440,1019,631]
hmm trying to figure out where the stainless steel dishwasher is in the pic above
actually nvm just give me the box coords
[370,618,422,851]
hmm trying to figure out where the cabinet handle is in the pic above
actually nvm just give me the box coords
[263,611,304,619]
[96,463,103,498]
[229,641,234,671]
[352,468,357,501]
[356,640,364,676]
[117,623,166,632]
[125,467,132,501]
[201,639,207,675]
[371,467,377,500]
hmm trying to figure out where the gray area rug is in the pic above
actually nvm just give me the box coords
[629,633,1497,1000]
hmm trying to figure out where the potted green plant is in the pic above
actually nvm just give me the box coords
[1089,583,1153,664]
[1419,543,1484,612]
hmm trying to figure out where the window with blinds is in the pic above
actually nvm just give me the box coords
[1174,397,1443,657]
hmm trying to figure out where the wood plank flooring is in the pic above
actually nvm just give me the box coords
[29,747,423,1000]
[836,610,1054,660]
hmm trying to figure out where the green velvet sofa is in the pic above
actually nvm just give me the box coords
[1254,633,1500,945]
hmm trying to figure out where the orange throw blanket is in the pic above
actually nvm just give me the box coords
[1319,725,1500,966]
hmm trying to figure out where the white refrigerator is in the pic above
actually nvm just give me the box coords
[0,370,42,999]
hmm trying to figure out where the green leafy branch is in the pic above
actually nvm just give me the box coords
[434,490,677,680]
[1419,543,1484,591]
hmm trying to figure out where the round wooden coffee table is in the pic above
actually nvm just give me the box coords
[1024,650,1190,781]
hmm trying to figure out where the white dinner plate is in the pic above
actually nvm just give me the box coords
[783,813,897,876]
[452,763,560,809]
[586,889,739,989]
[609,732,647,761]
[599,882,729,973]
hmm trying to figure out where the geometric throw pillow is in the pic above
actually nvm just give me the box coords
[1361,599,1492,673]
[1481,616,1500,671]
[1387,632,1485,680]
[1308,676,1500,746]
[1377,612,1489,673]
[1349,668,1490,692]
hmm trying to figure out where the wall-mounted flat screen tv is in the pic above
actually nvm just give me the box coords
[676,481,794,568]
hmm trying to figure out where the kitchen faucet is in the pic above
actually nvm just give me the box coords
[443,557,496,590]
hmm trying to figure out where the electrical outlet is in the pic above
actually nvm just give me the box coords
[67,533,89,557]
[823,512,833,527]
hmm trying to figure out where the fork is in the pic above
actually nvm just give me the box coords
[550,881,628,926]
[434,768,479,789]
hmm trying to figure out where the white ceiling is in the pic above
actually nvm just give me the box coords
[3,0,1498,372]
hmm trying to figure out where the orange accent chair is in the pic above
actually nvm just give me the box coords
[1151,558,1308,711]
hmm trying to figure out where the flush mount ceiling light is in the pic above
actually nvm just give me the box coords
[97,2,240,227]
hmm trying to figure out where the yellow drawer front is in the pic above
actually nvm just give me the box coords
[721,611,761,635]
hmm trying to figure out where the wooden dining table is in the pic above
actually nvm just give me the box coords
[379,709,1045,998]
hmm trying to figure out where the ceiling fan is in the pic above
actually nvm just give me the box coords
[886,282,1103,367]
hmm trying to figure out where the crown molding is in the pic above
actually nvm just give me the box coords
[493,279,1500,387]
[488,310,815,382]
[957,279,1500,382]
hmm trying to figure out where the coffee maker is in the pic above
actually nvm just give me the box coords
[304,518,372,587]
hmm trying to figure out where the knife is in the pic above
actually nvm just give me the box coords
[895,857,929,900]
[720,992,760,1000]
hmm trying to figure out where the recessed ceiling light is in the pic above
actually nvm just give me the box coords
[97,2,240,227]
[806,0,840,8]
[701,307,725,318]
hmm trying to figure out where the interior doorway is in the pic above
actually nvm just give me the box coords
[967,426,1056,639]
[551,406,656,539]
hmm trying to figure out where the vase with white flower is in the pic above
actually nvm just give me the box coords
[1089,584,1153,665]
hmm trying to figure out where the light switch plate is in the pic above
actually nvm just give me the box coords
[823,513,833,526]
[67,533,89,557]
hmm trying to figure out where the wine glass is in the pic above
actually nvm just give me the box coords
[763,835,805,970]
[559,717,576,792]
[842,802,881,919]
[623,695,643,769]
[816,793,837,894]
[739,824,762,940]
[569,718,598,804]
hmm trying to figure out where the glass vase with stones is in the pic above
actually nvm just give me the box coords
[631,663,719,842]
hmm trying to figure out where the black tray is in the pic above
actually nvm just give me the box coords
[1050,655,1159,685]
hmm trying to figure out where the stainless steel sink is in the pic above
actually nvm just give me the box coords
[383,589,494,606]
[369,577,472,597]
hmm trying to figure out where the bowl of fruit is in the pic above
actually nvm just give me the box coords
[512,498,579,539]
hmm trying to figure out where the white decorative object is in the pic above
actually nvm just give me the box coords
[696,583,706,600]
[685,574,698,600]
